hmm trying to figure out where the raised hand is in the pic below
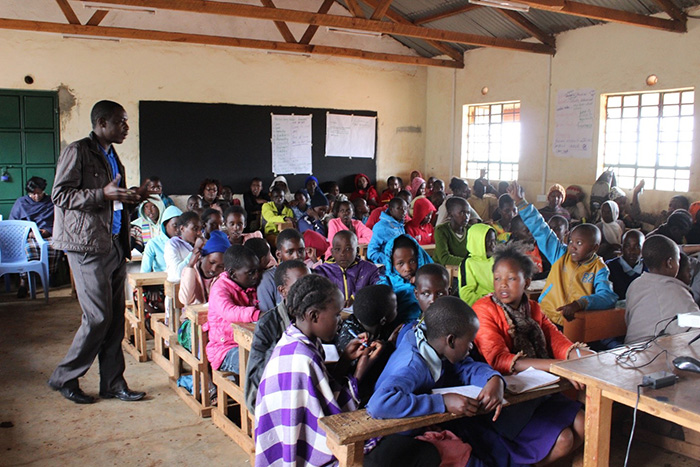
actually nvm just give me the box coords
[506,181,525,204]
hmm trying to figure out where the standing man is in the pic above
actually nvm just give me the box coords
[49,100,148,404]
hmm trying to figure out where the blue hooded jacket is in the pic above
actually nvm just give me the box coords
[368,209,406,264]
[378,235,433,323]
[141,205,182,273]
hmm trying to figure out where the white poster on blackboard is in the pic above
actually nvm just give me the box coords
[325,113,376,159]
[552,88,596,158]
[271,114,312,175]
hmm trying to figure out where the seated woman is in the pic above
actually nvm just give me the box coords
[198,178,221,208]
[9,176,62,298]
[324,200,373,259]
[538,184,571,222]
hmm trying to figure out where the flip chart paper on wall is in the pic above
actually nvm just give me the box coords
[271,114,312,174]
[325,113,376,159]
[552,88,596,159]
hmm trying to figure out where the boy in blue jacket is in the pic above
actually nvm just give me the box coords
[368,197,408,264]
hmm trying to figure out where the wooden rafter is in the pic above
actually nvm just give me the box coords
[345,0,366,18]
[75,0,553,54]
[0,18,462,68]
[86,10,109,26]
[260,0,296,43]
[650,0,687,23]
[497,9,554,47]
[518,0,685,32]
[299,0,335,44]
[370,0,394,20]
[55,0,81,25]
[414,4,480,25]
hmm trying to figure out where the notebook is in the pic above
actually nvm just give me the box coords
[503,367,560,394]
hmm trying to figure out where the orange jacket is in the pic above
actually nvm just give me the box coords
[472,294,575,374]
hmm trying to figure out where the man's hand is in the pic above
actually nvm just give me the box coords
[443,393,479,416]
[557,301,582,321]
[477,376,505,421]
[103,174,140,203]
[506,181,525,205]
[135,178,151,203]
[633,179,645,195]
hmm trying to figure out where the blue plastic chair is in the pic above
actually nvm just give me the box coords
[0,220,50,302]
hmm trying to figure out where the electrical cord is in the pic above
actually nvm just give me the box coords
[616,316,678,369]
[623,383,650,467]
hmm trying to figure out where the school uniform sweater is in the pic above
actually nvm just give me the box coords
[605,256,646,300]
[261,201,294,235]
[458,223,496,306]
[314,258,381,303]
[433,222,468,266]
[518,201,617,326]
[368,210,405,264]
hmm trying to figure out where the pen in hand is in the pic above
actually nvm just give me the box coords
[347,328,369,348]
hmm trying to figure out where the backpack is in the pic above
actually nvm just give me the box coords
[590,170,616,217]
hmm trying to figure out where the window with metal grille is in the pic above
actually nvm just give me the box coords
[602,89,694,192]
[461,101,520,182]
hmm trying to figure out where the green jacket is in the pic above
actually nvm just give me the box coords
[434,222,468,266]
[458,223,495,306]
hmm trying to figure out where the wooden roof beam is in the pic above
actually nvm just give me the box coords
[345,0,366,18]
[76,0,553,54]
[299,0,335,44]
[650,0,687,24]
[85,10,109,26]
[518,0,686,32]
[370,0,394,20]
[414,4,480,25]
[0,17,463,68]
[260,0,297,43]
[497,9,554,46]
[56,0,81,25]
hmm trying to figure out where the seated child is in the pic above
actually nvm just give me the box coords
[490,194,517,243]
[605,230,646,300]
[379,234,433,323]
[130,196,165,252]
[303,175,321,198]
[164,211,204,283]
[298,191,330,237]
[596,200,626,261]
[257,229,306,313]
[243,177,269,232]
[434,197,470,266]
[141,206,182,273]
[261,187,295,240]
[510,215,550,281]
[367,189,411,229]
[509,181,617,327]
[179,230,229,306]
[429,190,446,213]
[325,181,348,204]
[472,243,587,465]
[367,296,511,467]
[458,223,497,306]
[380,176,400,205]
[336,284,398,353]
[405,198,437,245]
[325,200,373,259]
[291,189,309,220]
[303,229,328,268]
[145,175,174,208]
[625,235,698,344]
[349,173,380,210]
[436,178,479,226]
[186,194,203,214]
[368,197,408,264]
[201,208,222,240]
[315,231,381,306]
[255,274,383,466]
[245,260,310,414]
[223,205,262,246]
[548,215,570,244]
[205,245,262,375]
[352,197,370,224]
[244,237,277,270]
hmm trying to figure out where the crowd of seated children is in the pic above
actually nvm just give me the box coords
[367,296,512,467]
[201,208,222,240]
[509,181,617,327]
[130,196,165,252]
[538,184,571,222]
[458,223,497,306]
[436,177,480,226]
[257,229,306,313]
[349,173,379,210]
[472,243,588,465]
[366,189,411,229]
[379,234,433,324]
[244,260,310,414]
[242,177,268,232]
[261,187,295,246]
[205,245,261,376]
[198,178,221,208]
[314,231,381,307]
[164,211,203,283]
[141,206,182,273]
[223,205,262,246]
[243,237,277,270]
[468,178,498,221]
[405,197,437,245]
[380,176,400,205]
[605,230,646,300]
[368,197,408,264]
[434,197,471,266]
[254,274,384,467]
[325,200,373,259]
[491,194,517,243]
[297,191,330,237]
[596,200,626,261]
[625,235,698,344]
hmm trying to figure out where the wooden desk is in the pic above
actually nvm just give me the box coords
[551,333,700,467]
[320,380,572,467]
[422,243,436,257]
[123,271,167,362]
[562,308,626,343]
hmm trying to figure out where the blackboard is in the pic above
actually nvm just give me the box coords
[139,101,377,196]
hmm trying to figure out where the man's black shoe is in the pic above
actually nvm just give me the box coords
[100,388,146,401]
[57,386,96,404]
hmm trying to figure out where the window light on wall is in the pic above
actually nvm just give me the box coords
[461,101,521,182]
[601,88,694,192]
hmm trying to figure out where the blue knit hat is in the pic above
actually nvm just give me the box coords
[202,230,231,256]
[310,190,329,209]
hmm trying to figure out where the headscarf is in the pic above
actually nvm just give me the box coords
[406,198,436,229]
[310,191,329,209]
[201,230,231,256]
[354,173,371,191]
[410,177,426,198]
[548,183,566,200]
[269,175,294,202]
[599,200,622,245]
[689,202,700,223]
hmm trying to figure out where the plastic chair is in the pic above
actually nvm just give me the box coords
[0,220,50,302]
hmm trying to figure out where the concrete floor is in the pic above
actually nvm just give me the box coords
[0,285,697,466]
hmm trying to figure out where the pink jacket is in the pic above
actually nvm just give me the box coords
[178,266,215,306]
[325,217,373,259]
[204,273,260,370]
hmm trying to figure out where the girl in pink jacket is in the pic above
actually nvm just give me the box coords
[205,244,262,374]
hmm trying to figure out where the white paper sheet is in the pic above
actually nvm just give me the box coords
[323,344,340,363]
[552,88,596,159]
[503,367,560,394]
[271,114,312,175]
[431,385,483,399]
[325,113,376,159]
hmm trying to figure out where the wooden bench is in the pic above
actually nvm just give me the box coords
[211,321,256,463]
[562,308,626,343]
[168,303,213,418]
[319,380,572,467]
[151,279,184,377]
[122,271,167,363]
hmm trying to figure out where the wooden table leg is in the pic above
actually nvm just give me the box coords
[326,438,364,467]
[584,386,613,467]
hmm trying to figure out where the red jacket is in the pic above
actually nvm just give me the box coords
[472,294,575,374]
